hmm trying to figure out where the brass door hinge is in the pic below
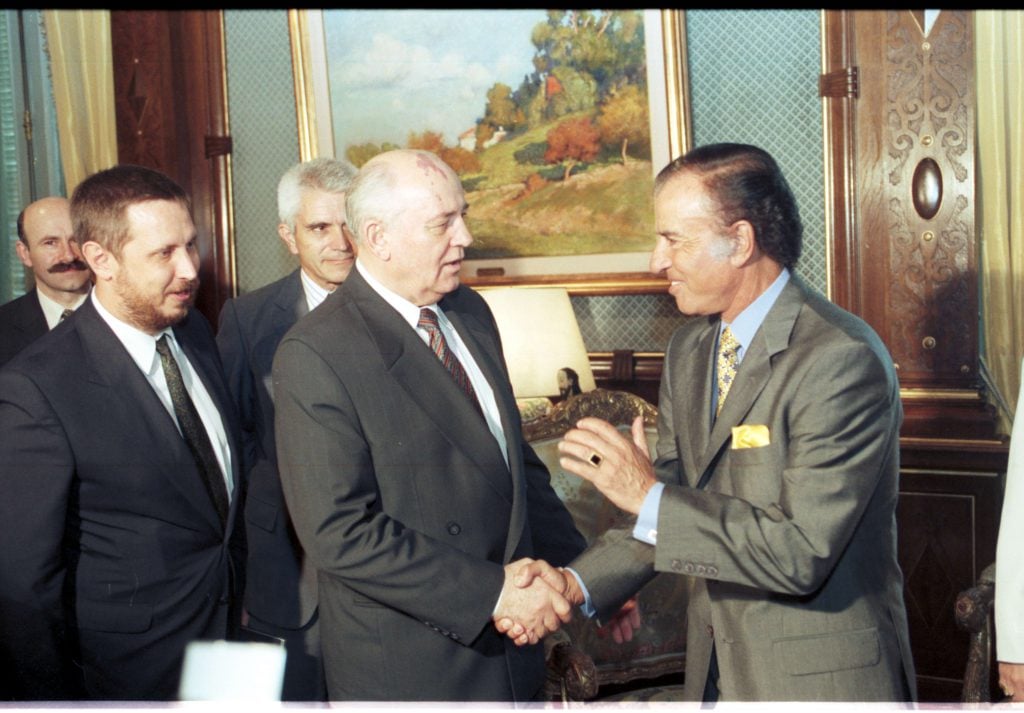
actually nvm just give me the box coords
[819,66,858,99]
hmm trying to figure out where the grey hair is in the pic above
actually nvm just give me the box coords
[277,157,357,232]
[345,149,455,245]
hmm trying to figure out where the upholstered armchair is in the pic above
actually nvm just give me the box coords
[523,389,687,701]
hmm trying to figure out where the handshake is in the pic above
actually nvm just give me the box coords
[491,558,640,647]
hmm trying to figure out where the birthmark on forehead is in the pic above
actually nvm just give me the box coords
[415,154,446,179]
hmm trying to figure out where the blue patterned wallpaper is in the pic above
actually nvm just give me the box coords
[224,10,301,294]
[224,9,825,352]
[686,9,826,296]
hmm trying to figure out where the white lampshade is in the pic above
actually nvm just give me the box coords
[479,287,596,398]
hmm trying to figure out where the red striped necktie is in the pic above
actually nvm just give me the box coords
[418,308,484,418]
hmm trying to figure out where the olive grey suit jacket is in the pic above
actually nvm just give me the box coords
[0,299,244,700]
[0,288,48,368]
[571,276,917,701]
[272,267,585,702]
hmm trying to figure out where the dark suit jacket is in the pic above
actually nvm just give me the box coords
[0,289,47,368]
[216,269,315,629]
[572,276,916,701]
[0,299,244,701]
[272,268,586,702]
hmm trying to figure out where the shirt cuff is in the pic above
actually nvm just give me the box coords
[633,481,664,544]
[564,567,596,619]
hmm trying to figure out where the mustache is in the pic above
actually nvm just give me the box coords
[48,260,89,274]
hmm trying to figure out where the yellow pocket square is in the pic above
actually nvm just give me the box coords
[731,424,770,449]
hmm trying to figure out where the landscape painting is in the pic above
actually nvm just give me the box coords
[297,9,690,291]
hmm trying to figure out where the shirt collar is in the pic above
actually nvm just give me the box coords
[720,268,791,358]
[299,268,334,312]
[37,288,89,330]
[91,291,176,378]
[356,259,442,331]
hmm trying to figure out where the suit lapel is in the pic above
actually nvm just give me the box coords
[681,322,717,486]
[175,317,242,534]
[694,278,807,485]
[275,269,308,326]
[15,289,48,339]
[76,301,226,534]
[347,271,512,502]
[442,298,526,560]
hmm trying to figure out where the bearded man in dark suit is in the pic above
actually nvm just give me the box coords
[0,165,244,700]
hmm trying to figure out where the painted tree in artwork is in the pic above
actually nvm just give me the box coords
[545,117,601,181]
[597,84,650,164]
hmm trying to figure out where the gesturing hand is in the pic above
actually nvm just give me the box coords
[491,558,572,646]
[558,415,656,514]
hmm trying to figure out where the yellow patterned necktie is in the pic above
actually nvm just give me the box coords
[716,327,740,416]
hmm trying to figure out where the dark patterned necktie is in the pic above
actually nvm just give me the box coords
[59,308,74,323]
[418,308,484,418]
[155,335,229,526]
[716,326,740,416]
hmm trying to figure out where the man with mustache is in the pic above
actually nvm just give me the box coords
[216,157,357,701]
[0,196,92,367]
[0,165,244,700]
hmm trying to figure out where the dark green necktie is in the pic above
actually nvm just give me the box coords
[155,335,229,526]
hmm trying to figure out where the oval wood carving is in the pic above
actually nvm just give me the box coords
[912,157,943,220]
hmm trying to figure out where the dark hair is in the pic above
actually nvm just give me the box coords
[15,208,27,244]
[559,367,582,398]
[71,164,191,257]
[655,143,802,269]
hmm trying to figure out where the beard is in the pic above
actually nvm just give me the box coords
[113,271,198,333]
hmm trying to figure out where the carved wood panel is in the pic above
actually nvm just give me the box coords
[822,11,1008,701]
[110,11,234,327]
[823,10,996,439]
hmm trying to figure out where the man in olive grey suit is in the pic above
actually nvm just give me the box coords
[272,150,585,701]
[216,157,356,700]
[522,144,916,701]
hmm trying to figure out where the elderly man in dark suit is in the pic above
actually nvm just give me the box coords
[0,196,91,367]
[0,165,244,700]
[515,143,917,702]
[215,157,356,701]
[272,149,586,702]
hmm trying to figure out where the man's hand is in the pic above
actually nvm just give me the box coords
[597,597,641,644]
[999,661,1024,702]
[558,415,656,514]
[492,558,572,646]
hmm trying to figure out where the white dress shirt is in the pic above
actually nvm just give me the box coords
[300,268,334,313]
[91,292,233,500]
[355,260,509,466]
[37,288,89,330]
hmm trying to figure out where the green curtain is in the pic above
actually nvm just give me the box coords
[0,9,65,304]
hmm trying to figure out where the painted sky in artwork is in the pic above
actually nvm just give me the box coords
[323,10,547,150]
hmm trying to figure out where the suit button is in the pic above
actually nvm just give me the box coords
[671,559,683,571]
[682,563,696,574]
[446,522,461,536]
[707,566,719,577]
[706,625,714,638]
